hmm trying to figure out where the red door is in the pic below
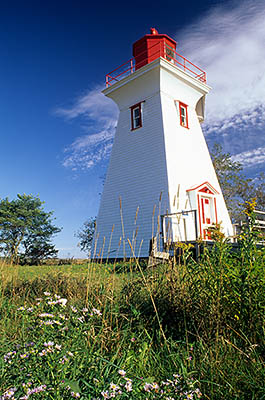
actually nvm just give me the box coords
[201,197,212,239]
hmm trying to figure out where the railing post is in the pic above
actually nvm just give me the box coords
[106,75,108,87]
[130,59,133,74]
[194,210,198,240]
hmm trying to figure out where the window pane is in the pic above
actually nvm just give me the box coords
[133,106,141,129]
[134,107,140,118]
[134,117,140,128]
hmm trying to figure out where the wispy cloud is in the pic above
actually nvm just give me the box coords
[56,86,118,170]
[232,146,265,168]
[178,0,265,134]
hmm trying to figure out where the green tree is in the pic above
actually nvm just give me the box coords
[75,217,96,256]
[0,194,61,264]
[211,143,265,221]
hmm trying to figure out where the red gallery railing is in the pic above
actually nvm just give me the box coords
[106,42,206,87]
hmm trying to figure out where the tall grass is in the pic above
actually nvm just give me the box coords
[0,204,264,399]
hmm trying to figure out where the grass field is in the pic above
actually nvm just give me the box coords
[0,213,264,399]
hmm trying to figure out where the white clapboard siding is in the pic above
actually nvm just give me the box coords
[95,63,170,258]
[94,58,233,258]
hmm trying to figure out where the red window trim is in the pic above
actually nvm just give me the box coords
[130,102,142,131]
[178,101,189,129]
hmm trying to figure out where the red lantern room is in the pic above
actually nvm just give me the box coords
[133,28,177,71]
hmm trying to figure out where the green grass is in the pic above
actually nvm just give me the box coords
[0,213,264,399]
[1,262,106,281]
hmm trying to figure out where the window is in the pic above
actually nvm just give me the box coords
[131,103,142,130]
[178,101,189,128]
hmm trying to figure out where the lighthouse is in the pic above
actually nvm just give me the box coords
[94,29,233,259]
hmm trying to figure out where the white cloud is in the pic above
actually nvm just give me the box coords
[177,0,265,134]
[56,86,118,170]
[232,146,265,167]
[56,86,118,125]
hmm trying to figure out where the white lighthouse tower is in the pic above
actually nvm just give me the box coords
[94,29,233,259]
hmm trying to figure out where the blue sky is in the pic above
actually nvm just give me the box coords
[1,0,264,257]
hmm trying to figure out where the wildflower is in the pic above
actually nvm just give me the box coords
[71,306,78,313]
[67,351,74,357]
[4,351,16,362]
[27,307,34,312]
[101,391,109,399]
[54,294,61,299]
[44,291,51,296]
[53,320,62,325]
[58,298,67,306]
[71,392,80,398]
[243,198,256,217]
[39,313,54,318]
[27,384,47,395]
[59,356,69,364]
[77,316,85,323]
[25,342,35,347]
[125,381,132,392]
[22,382,32,388]
[82,307,88,313]
[130,337,136,342]
[20,353,29,359]
[44,341,54,347]
[43,320,54,325]
[92,308,102,316]
[111,382,121,391]
[118,369,126,376]
[17,306,25,311]
[143,383,152,392]
[55,344,62,350]
[0,387,17,399]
